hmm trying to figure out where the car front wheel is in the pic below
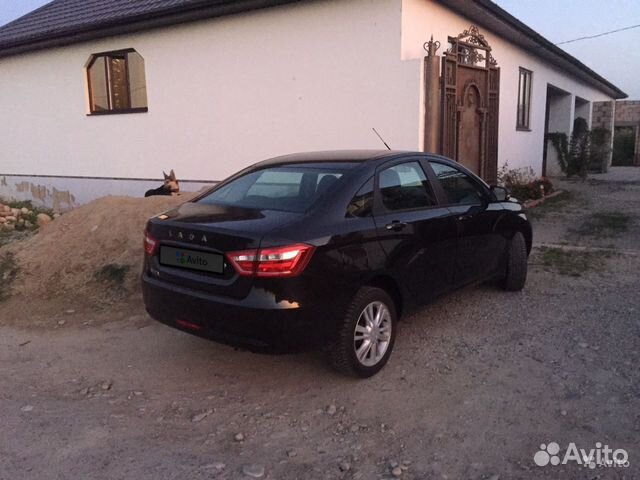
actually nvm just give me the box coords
[503,231,528,291]
[326,286,397,378]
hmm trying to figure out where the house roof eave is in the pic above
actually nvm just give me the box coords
[438,0,627,99]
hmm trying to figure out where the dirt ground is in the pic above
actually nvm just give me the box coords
[1,171,639,480]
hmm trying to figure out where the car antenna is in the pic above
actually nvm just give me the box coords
[372,128,391,150]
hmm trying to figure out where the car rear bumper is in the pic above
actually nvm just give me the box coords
[141,273,337,352]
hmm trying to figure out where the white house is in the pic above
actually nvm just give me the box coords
[0,0,627,210]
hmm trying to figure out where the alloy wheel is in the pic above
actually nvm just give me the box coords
[353,301,392,367]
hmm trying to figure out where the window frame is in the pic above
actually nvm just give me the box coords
[346,176,375,218]
[372,159,439,214]
[516,67,533,131]
[426,160,491,207]
[86,48,148,116]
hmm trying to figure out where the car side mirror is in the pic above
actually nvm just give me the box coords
[490,185,510,202]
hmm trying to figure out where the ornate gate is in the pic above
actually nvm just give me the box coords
[441,26,500,182]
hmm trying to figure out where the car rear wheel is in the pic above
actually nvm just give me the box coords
[503,231,528,291]
[326,287,397,378]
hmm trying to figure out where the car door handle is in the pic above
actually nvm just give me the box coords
[385,221,408,231]
[457,214,473,222]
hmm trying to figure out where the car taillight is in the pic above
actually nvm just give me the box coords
[143,230,159,256]
[226,244,315,277]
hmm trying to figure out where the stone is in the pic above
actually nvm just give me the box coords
[234,432,245,442]
[24,220,33,228]
[204,462,226,471]
[338,461,351,472]
[326,404,337,415]
[21,405,34,412]
[191,409,213,422]
[36,213,52,226]
[561,409,568,416]
[391,466,403,477]
[578,342,588,349]
[5,216,16,222]
[20,207,29,215]
[100,381,112,391]
[287,449,297,458]
[241,464,265,478]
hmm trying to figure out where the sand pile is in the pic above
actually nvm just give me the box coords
[2,194,194,301]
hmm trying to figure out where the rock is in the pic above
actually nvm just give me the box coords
[36,213,52,226]
[578,342,588,349]
[326,404,337,416]
[65,309,76,314]
[80,387,90,395]
[561,409,568,416]
[338,461,351,472]
[11,208,20,217]
[24,220,33,228]
[20,207,29,215]
[100,381,112,391]
[0,217,5,224]
[234,432,245,442]
[204,462,226,471]
[192,409,213,422]
[487,475,500,480]
[5,216,16,222]
[241,464,265,478]
[287,449,297,458]
[57,320,66,326]
[3,223,14,231]
[391,466,403,477]
[389,461,399,468]
[53,213,61,219]
[21,405,34,412]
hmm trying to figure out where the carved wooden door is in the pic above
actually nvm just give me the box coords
[441,26,500,183]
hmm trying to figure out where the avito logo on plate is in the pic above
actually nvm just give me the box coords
[175,251,208,267]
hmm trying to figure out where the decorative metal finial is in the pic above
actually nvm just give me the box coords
[423,35,441,56]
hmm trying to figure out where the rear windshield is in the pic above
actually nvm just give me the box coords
[198,165,352,213]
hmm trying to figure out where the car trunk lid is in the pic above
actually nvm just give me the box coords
[145,202,300,298]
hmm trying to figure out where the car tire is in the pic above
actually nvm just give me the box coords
[326,286,397,378]
[503,231,528,291]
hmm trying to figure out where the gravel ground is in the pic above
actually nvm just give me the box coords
[1,170,639,480]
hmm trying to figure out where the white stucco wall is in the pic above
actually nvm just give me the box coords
[401,0,616,176]
[0,0,621,208]
[0,0,420,186]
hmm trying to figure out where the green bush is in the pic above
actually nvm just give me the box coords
[547,119,611,177]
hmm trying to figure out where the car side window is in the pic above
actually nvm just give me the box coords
[347,177,374,217]
[378,162,436,211]
[429,162,485,206]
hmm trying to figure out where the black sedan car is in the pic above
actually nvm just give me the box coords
[142,151,531,377]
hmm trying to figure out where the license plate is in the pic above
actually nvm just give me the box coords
[159,246,224,274]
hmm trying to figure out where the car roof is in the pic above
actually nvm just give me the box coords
[255,150,407,167]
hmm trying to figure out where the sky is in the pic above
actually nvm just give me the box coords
[0,0,639,98]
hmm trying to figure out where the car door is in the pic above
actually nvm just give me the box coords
[372,160,457,301]
[427,161,507,287]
